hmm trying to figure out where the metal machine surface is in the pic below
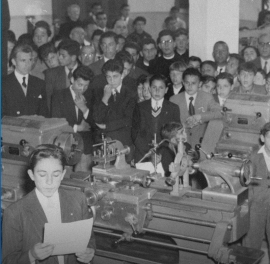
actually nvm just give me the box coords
[1,98,266,264]
[1,116,83,209]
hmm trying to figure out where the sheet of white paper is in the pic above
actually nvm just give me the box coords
[135,162,164,177]
[44,218,93,255]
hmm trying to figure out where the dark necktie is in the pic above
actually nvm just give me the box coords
[189,97,195,116]
[264,61,268,74]
[22,77,27,88]
[68,69,73,80]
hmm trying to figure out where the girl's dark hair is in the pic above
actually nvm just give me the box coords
[28,144,66,171]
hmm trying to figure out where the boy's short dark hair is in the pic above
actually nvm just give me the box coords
[91,2,102,9]
[29,144,66,171]
[99,31,118,44]
[157,29,175,43]
[115,50,134,65]
[238,61,258,75]
[7,30,16,43]
[102,59,124,74]
[57,39,80,57]
[183,68,202,81]
[261,122,270,136]
[229,53,245,65]
[137,74,149,86]
[189,56,202,64]
[257,68,267,79]
[17,33,34,46]
[201,75,216,85]
[169,60,187,72]
[73,65,94,82]
[174,28,188,38]
[10,43,33,61]
[140,38,157,49]
[201,60,217,70]
[39,42,57,61]
[149,74,168,87]
[216,72,234,85]
[133,16,146,26]
[161,122,183,140]
[170,6,180,13]
[164,16,176,26]
[91,29,103,40]
[116,34,126,42]
[33,20,52,37]
[123,41,141,54]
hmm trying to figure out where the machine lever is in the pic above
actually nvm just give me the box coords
[195,144,214,159]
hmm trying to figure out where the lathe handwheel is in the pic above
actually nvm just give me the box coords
[239,160,253,187]
[53,132,84,166]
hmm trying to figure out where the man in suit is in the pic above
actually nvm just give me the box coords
[212,41,230,73]
[89,31,119,76]
[93,59,137,162]
[2,43,49,117]
[2,145,95,264]
[170,68,222,148]
[251,33,270,74]
[45,39,81,111]
[51,66,96,172]
[132,74,180,163]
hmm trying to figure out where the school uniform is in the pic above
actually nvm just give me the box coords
[132,98,180,162]
[164,83,185,101]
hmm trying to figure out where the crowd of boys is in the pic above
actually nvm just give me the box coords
[3,2,270,261]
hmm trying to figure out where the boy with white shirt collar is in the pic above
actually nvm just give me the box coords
[93,59,137,163]
[165,61,187,100]
[51,66,96,172]
[132,74,180,162]
[2,144,95,264]
[215,72,234,106]
[243,122,270,255]
[170,68,222,148]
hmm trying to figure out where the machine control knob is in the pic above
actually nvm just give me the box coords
[256,112,262,118]
[228,153,233,158]
[101,206,113,221]
[223,107,232,112]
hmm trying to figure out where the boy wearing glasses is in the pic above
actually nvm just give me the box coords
[252,33,270,74]
[149,29,182,81]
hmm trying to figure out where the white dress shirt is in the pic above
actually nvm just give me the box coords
[151,98,164,110]
[30,189,64,264]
